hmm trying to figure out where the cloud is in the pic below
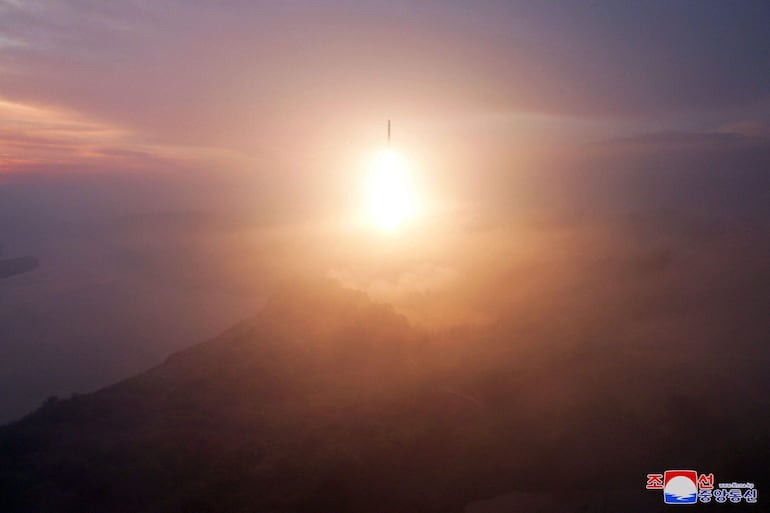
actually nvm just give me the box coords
[598,124,770,147]
[0,0,767,164]
[0,97,127,170]
[0,96,245,174]
[585,127,770,185]
[329,262,459,305]
[0,255,38,279]
[718,120,770,138]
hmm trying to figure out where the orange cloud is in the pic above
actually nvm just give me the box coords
[0,97,242,174]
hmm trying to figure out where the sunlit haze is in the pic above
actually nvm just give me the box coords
[0,2,768,511]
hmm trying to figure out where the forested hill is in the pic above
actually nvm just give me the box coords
[1,282,767,513]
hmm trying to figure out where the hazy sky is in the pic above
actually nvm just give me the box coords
[1,1,769,178]
[1,1,769,422]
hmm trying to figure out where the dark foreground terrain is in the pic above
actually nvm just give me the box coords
[1,282,768,512]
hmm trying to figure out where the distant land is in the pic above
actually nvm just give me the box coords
[0,256,39,280]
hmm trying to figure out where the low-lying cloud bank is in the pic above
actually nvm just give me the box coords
[1,130,768,423]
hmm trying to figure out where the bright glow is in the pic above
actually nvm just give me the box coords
[365,149,415,231]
